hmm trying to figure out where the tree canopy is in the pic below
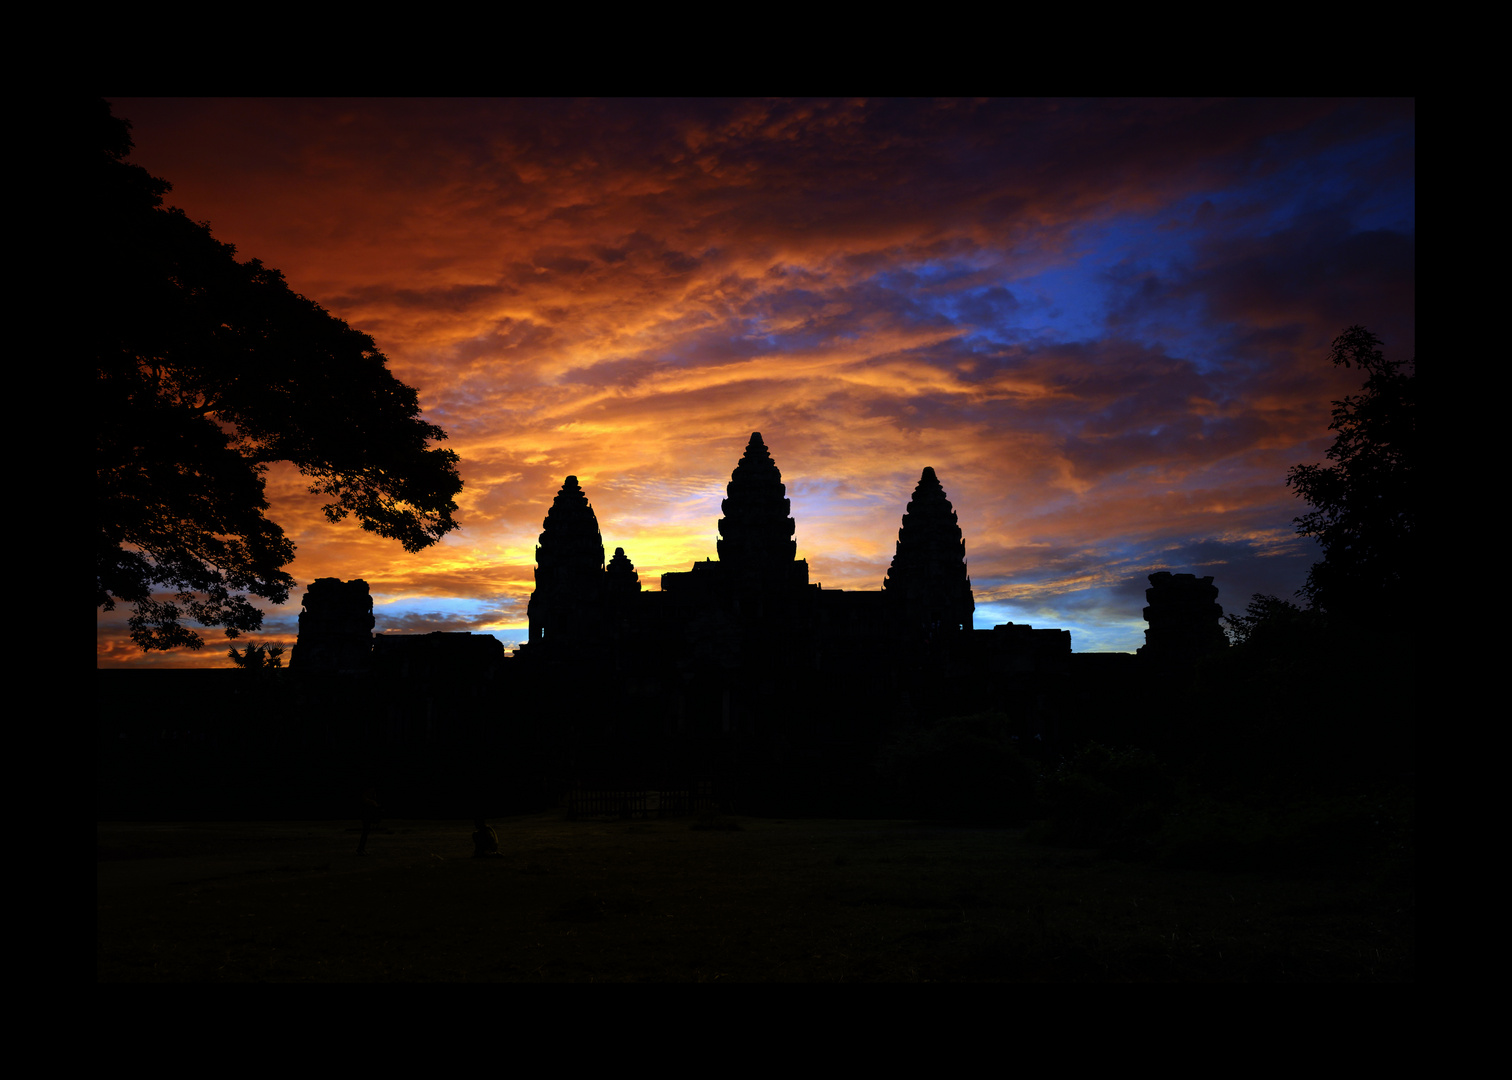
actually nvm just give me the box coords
[1286,325,1415,623]
[93,100,462,653]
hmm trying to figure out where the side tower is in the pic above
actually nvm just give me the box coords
[717,432,803,588]
[604,547,642,599]
[883,467,975,639]
[526,476,606,650]
[290,577,375,674]
[1138,571,1227,663]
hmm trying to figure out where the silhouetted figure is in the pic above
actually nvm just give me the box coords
[472,818,503,858]
[357,786,380,855]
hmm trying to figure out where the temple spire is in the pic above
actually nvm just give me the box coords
[884,467,974,636]
[717,432,796,579]
[534,476,604,576]
[527,475,605,647]
[605,546,641,597]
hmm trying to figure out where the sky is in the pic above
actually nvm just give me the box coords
[96,98,1415,667]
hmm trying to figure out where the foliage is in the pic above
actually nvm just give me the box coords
[1031,742,1175,856]
[227,641,284,670]
[1287,325,1415,622]
[1031,738,1415,881]
[1222,593,1326,648]
[1193,327,1417,787]
[91,100,462,652]
[1202,588,1413,787]
[875,712,1039,824]
[1153,788,1414,880]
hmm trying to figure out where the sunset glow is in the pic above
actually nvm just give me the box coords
[95,98,1415,667]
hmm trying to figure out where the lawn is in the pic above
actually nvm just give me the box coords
[97,814,1413,981]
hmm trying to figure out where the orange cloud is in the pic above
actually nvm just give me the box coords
[99,98,1411,663]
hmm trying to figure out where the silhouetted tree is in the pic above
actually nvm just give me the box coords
[228,641,284,670]
[1222,593,1326,648]
[91,100,462,652]
[1207,339,1419,784]
[1287,326,1415,623]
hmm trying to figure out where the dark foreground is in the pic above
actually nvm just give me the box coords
[97,815,1412,982]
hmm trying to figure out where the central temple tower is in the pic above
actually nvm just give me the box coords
[717,432,799,587]
[883,467,975,637]
[527,475,605,649]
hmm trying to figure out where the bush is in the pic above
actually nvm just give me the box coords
[1031,742,1175,856]
[1154,788,1413,877]
[1190,598,1415,787]
[875,712,1039,825]
[1149,798,1271,872]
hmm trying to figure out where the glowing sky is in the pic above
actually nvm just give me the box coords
[96,98,1415,667]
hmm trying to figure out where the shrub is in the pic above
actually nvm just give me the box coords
[1150,798,1271,872]
[875,712,1039,825]
[1032,742,1175,855]
[1152,789,1414,877]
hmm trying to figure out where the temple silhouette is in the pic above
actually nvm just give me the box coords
[270,432,1228,811]
[97,432,1230,819]
[514,434,1018,713]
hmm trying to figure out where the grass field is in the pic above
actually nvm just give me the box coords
[97,814,1413,981]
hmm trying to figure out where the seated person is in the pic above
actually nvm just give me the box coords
[472,819,503,858]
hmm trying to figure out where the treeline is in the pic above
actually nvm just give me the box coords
[871,325,1414,883]
[867,634,1413,883]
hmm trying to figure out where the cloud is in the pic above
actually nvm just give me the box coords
[99,98,1413,664]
